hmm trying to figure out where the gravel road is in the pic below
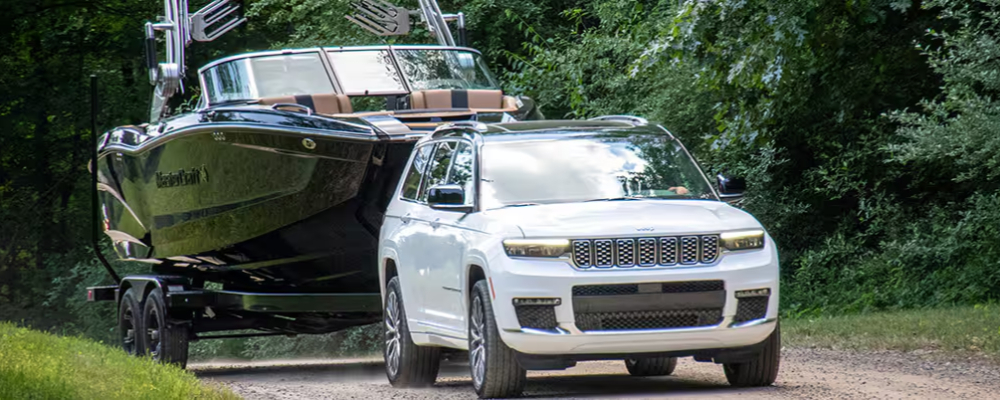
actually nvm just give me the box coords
[193,348,1000,399]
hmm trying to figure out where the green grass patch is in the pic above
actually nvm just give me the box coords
[784,305,1000,360]
[0,322,238,400]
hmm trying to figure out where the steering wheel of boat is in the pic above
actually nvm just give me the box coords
[270,103,313,116]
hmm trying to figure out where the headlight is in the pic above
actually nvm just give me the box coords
[720,230,765,250]
[502,239,570,258]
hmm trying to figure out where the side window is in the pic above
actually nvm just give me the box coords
[446,142,475,206]
[401,145,434,200]
[419,141,457,202]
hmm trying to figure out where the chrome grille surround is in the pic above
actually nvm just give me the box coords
[594,239,614,268]
[637,238,657,266]
[615,239,635,267]
[681,236,699,264]
[572,240,592,268]
[571,235,721,269]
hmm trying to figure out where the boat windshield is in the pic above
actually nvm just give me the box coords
[202,52,334,104]
[200,47,502,104]
[479,134,718,209]
[393,49,499,91]
[326,48,500,94]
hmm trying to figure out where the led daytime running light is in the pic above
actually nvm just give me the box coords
[720,230,765,251]
[503,239,570,258]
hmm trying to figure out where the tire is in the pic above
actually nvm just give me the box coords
[142,289,190,368]
[384,276,441,387]
[724,322,780,387]
[624,357,677,377]
[118,288,143,356]
[470,280,526,399]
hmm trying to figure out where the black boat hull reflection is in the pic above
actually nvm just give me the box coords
[97,108,416,294]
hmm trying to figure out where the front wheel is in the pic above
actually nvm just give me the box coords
[723,322,780,387]
[624,357,677,377]
[384,276,441,387]
[470,280,526,399]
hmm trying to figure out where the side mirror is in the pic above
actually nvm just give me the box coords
[717,174,746,203]
[427,184,473,212]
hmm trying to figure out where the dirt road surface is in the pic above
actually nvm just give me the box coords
[194,348,1000,399]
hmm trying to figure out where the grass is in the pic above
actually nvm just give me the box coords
[783,304,1000,361]
[0,322,239,400]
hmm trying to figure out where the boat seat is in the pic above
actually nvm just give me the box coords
[410,89,518,112]
[258,94,353,115]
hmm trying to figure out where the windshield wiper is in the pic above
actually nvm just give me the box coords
[583,197,643,202]
[501,202,542,208]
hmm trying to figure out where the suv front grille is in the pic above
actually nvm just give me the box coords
[572,235,720,269]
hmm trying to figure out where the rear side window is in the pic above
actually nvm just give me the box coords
[419,141,458,202]
[401,145,434,200]
[447,142,475,206]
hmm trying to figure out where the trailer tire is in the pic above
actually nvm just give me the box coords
[384,276,441,387]
[142,289,190,368]
[118,288,143,356]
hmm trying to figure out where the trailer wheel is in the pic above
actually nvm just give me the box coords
[118,288,143,356]
[142,289,190,368]
[384,276,441,387]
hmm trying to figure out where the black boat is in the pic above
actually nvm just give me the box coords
[89,0,542,358]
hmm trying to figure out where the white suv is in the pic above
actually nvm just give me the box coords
[378,119,780,398]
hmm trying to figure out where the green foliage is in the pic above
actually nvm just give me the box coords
[0,322,238,400]
[783,304,1000,359]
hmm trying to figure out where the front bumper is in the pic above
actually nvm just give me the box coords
[490,245,779,356]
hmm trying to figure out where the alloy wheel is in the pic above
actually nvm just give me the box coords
[385,291,402,377]
[470,295,486,388]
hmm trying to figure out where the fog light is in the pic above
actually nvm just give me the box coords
[512,297,562,306]
[735,288,771,298]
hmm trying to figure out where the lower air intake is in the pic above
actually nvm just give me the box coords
[515,305,558,330]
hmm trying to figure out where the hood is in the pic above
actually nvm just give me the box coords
[482,200,763,238]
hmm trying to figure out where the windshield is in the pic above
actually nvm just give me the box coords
[394,49,499,90]
[327,50,407,94]
[202,53,334,104]
[480,134,717,209]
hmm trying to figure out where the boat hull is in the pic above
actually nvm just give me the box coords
[97,109,414,293]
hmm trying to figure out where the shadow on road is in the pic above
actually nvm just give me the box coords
[193,359,778,398]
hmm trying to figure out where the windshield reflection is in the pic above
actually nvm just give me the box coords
[480,135,717,209]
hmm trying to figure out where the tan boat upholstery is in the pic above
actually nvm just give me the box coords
[410,89,518,112]
[259,93,353,114]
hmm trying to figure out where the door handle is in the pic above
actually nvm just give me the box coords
[400,214,411,224]
[429,218,441,229]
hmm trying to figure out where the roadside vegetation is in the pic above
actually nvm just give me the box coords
[0,322,237,400]
[784,305,1000,361]
[2,0,999,360]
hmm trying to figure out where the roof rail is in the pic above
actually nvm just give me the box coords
[588,115,648,127]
